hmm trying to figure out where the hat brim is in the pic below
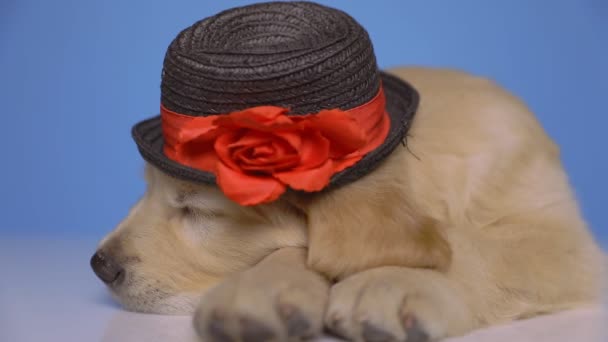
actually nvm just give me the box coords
[132,71,419,190]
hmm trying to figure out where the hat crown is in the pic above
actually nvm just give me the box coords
[161,1,380,116]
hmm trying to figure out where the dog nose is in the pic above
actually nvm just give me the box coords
[90,251,124,285]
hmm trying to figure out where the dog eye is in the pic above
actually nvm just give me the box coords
[181,206,194,216]
[179,205,224,219]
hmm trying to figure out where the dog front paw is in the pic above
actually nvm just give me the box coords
[325,267,474,342]
[193,248,330,341]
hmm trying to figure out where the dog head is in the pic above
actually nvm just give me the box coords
[91,165,308,313]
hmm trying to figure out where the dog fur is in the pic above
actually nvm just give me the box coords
[95,67,605,341]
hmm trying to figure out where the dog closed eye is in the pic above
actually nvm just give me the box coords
[180,205,226,220]
[180,206,194,217]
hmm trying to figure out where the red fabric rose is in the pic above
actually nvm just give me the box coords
[162,88,389,205]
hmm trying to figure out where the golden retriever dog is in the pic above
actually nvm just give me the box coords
[92,67,605,341]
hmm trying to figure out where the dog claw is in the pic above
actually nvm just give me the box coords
[402,315,429,342]
[326,312,348,337]
[207,311,234,342]
[279,305,312,337]
[239,316,276,342]
[361,320,397,342]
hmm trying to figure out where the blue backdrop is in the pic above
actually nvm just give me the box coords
[1,0,606,246]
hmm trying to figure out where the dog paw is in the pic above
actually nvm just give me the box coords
[193,248,330,341]
[325,267,474,342]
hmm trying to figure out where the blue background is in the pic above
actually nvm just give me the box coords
[1,0,606,247]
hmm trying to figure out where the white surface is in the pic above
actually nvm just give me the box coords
[1,236,606,342]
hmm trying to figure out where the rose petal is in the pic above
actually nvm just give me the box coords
[295,130,330,169]
[330,155,360,174]
[233,146,267,165]
[239,156,299,172]
[216,162,286,206]
[227,131,272,149]
[214,131,244,171]
[269,137,297,162]
[252,145,273,157]
[216,106,295,132]
[237,140,299,172]
[273,131,302,150]
[230,133,299,172]
[274,160,334,192]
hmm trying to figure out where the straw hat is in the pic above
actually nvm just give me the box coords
[132,1,419,205]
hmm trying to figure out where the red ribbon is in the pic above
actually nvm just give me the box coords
[161,86,390,205]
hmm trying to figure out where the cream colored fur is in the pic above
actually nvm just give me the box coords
[96,67,605,341]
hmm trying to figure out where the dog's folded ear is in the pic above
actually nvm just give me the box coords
[290,151,452,280]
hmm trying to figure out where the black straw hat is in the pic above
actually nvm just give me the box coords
[132,1,419,201]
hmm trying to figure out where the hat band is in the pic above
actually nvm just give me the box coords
[160,86,390,205]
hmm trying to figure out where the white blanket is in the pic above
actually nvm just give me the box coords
[96,307,607,342]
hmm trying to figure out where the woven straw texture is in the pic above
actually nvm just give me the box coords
[162,1,380,115]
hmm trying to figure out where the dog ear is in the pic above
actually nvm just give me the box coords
[292,151,452,280]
